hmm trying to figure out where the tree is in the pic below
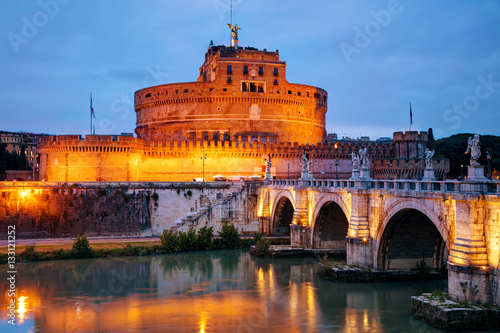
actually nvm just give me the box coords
[427,128,435,151]
[0,143,7,180]
[436,133,500,179]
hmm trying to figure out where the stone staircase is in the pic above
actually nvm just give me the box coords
[170,184,245,233]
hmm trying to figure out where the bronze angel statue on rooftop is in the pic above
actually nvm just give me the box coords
[227,23,241,40]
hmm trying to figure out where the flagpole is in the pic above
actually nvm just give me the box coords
[409,103,412,132]
[90,93,93,135]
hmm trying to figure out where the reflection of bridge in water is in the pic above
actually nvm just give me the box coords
[257,178,500,305]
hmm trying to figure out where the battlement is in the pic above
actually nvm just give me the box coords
[393,131,428,142]
[38,134,394,159]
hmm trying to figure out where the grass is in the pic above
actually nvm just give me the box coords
[0,234,288,264]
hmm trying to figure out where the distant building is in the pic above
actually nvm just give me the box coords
[0,131,44,167]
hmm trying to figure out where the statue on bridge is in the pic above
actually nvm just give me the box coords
[307,159,314,178]
[300,154,308,172]
[465,134,481,166]
[424,148,435,169]
[359,148,369,168]
[265,156,272,173]
[351,152,359,170]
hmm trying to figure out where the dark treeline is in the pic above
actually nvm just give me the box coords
[435,133,500,179]
[0,143,30,180]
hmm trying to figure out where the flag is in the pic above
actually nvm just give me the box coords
[90,93,95,119]
[410,103,413,125]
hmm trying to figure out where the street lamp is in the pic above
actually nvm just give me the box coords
[335,160,340,180]
[487,150,492,180]
[460,164,464,179]
[287,163,290,180]
[417,158,422,180]
[201,148,207,182]
[387,160,391,180]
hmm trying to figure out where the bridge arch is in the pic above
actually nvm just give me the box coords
[311,194,350,249]
[375,198,450,271]
[270,191,296,236]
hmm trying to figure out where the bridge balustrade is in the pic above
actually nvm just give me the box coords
[268,178,499,195]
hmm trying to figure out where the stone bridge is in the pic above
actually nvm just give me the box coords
[257,178,500,305]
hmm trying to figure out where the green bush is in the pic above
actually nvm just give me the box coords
[51,248,73,260]
[160,230,179,253]
[218,223,241,249]
[21,245,40,262]
[72,234,96,258]
[253,232,262,243]
[178,229,197,252]
[196,226,214,251]
[416,259,431,277]
[254,238,271,257]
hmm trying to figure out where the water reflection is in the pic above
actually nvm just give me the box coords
[0,250,452,332]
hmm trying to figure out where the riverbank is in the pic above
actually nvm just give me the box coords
[0,231,289,264]
[317,258,447,282]
[411,293,500,331]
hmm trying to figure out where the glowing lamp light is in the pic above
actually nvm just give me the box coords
[20,190,28,198]
[481,266,488,271]
[362,237,368,243]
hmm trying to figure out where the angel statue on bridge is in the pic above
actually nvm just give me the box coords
[424,148,435,169]
[465,134,481,165]
[359,148,369,168]
[265,156,272,173]
[351,152,359,170]
[300,154,308,173]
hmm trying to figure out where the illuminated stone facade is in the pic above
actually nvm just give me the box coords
[38,44,449,182]
[135,46,327,144]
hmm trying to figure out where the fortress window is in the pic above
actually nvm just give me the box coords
[258,67,264,75]
[223,133,231,141]
[213,132,220,141]
[297,92,301,96]
[184,89,189,93]
[223,88,227,91]
[227,77,232,83]
[288,90,292,94]
[165,90,168,94]
[323,96,327,102]
[243,66,248,74]
[202,132,209,140]
[273,68,278,76]
[273,79,278,85]
[227,65,232,74]
[209,88,214,92]
[188,132,196,139]
[307,91,310,97]
[314,92,320,99]
[258,85,264,93]
[145,93,152,98]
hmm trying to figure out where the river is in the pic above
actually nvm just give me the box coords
[0,250,482,332]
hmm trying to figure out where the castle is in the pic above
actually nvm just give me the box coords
[38,30,449,182]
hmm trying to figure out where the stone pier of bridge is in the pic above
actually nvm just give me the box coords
[258,178,500,305]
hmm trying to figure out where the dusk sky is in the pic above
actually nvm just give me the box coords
[1,0,499,140]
